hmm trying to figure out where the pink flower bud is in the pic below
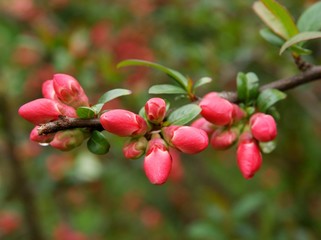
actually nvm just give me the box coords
[53,73,89,108]
[30,126,55,143]
[237,132,262,179]
[144,138,172,185]
[123,137,148,159]
[18,98,64,125]
[232,104,245,122]
[168,148,184,183]
[18,98,77,125]
[50,129,85,151]
[199,92,234,126]
[42,80,57,100]
[190,117,214,136]
[162,126,208,154]
[144,97,166,123]
[100,109,148,137]
[210,128,238,150]
[250,113,277,142]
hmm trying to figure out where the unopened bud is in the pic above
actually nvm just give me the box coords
[50,129,85,151]
[144,97,166,124]
[123,137,148,159]
[237,132,262,179]
[199,92,234,126]
[210,128,238,150]
[250,113,277,142]
[162,126,208,154]
[53,73,89,108]
[100,109,148,137]
[144,137,172,185]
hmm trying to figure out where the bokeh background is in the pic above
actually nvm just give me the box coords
[1,0,321,239]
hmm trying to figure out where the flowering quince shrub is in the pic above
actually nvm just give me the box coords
[18,0,321,184]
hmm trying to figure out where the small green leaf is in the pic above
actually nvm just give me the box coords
[148,84,187,95]
[91,88,131,113]
[297,1,321,32]
[87,130,110,155]
[98,88,132,104]
[237,72,259,104]
[260,28,284,47]
[117,59,189,90]
[257,89,286,112]
[259,141,276,154]
[253,0,298,40]
[167,104,201,126]
[76,107,96,118]
[194,77,212,89]
[280,31,321,55]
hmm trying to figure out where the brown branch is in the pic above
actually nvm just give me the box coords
[38,65,321,135]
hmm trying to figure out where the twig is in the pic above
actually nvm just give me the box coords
[37,65,321,135]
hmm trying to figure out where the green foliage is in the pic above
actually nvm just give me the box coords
[257,88,287,112]
[253,0,298,40]
[77,106,96,118]
[280,31,321,55]
[148,84,187,94]
[87,130,110,155]
[297,1,321,32]
[237,72,260,105]
[118,59,189,90]
[166,104,201,125]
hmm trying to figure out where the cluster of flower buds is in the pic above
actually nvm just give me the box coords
[99,97,209,185]
[18,74,90,150]
[192,92,278,179]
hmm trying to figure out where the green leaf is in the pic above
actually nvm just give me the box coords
[279,31,321,55]
[297,1,321,32]
[148,84,187,95]
[236,72,259,104]
[92,88,132,113]
[260,28,284,47]
[259,141,276,154]
[98,88,132,104]
[257,89,286,112]
[76,107,96,118]
[253,0,298,40]
[167,104,201,126]
[194,77,212,89]
[87,130,110,155]
[117,59,189,90]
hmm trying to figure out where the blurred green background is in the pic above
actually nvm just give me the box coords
[1,0,321,239]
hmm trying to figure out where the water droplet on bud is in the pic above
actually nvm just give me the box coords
[39,142,50,147]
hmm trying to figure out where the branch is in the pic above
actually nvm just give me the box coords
[38,65,321,135]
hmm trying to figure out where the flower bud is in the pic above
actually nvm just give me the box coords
[50,129,85,151]
[53,73,89,108]
[18,98,65,125]
[144,137,172,185]
[144,97,166,123]
[162,126,208,154]
[30,126,55,143]
[199,92,234,126]
[191,117,214,136]
[210,128,238,150]
[232,104,245,122]
[237,132,262,179]
[250,113,277,142]
[100,109,148,137]
[168,148,184,182]
[123,137,148,159]
[42,80,57,100]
